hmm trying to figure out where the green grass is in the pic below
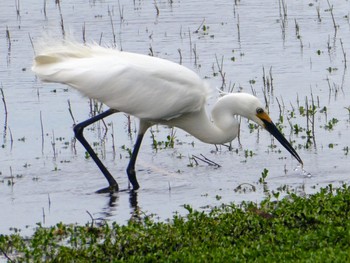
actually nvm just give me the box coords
[1,184,350,262]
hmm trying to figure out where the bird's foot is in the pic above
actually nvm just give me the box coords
[96,184,119,194]
[95,184,140,194]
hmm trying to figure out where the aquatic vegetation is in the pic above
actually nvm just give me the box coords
[257,168,269,186]
[1,184,350,261]
[150,128,176,151]
[324,118,339,131]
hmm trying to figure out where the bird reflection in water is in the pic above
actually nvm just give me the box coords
[98,190,141,224]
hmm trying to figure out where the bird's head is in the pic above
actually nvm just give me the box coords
[254,105,303,165]
[226,93,303,165]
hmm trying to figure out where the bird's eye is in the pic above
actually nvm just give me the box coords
[256,108,264,114]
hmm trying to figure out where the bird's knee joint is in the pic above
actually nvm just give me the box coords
[73,124,84,136]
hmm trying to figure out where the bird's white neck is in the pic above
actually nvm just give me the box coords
[160,93,261,145]
[166,105,239,145]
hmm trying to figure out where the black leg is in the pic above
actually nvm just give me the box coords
[126,134,144,190]
[74,109,119,193]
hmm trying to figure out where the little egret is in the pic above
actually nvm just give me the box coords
[32,41,303,192]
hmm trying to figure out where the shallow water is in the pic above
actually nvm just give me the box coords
[0,0,349,235]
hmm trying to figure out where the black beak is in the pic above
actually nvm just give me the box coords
[262,119,303,165]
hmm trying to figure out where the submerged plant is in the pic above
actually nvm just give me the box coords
[259,168,269,184]
[150,128,176,150]
[324,118,339,130]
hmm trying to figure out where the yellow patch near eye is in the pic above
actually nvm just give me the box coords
[256,111,272,123]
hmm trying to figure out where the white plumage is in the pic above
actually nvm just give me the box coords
[33,42,209,121]
[32,41,302,192]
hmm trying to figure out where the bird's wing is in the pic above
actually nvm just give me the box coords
[33,43,210,120]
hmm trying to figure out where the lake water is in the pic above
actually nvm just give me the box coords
[0,0,349,236]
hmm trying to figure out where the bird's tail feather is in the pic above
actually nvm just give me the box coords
[32,39,118,84]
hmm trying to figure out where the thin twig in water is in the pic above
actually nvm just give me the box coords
[15,0,20,17]
[67,99,76,125]
[339,38,347,69]
[1,87,8,121]
[193,44,198,66]
[327,0,337,35]
[43,0,47,19]
[51,130,56,159]
[269,66,274,93]
[193,18,205,33]
[154,0,160,16]
[192,154,221,167]
[111,122,116,160]
[215,55,226,89]
[99,32,103,45]
[1,87,8,137]
[237,14,241,43]
[316,5,321,22]
[82,22,86,44]
[125,114,132,135]
[57,1,65,37]
[28,33,35,54]
[40,111,44,154]
[9,127,14,150]
[86,210,95,228]
[275,97,282,121]
[109,9,116,47]
[48,193,51,210]
[310,90,317,148]
[188,28,192,57]
[42,207,46,224]
[6,26,11,51]
[118,0,124,22]
[178,48,182,64]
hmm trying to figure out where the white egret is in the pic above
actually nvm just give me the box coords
[32,41,303,192]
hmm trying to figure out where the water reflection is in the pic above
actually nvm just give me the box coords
[100,190,140,223]
[108,192,119,208]
[129,190,138,208]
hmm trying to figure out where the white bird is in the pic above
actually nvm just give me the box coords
[32,41,303,193]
